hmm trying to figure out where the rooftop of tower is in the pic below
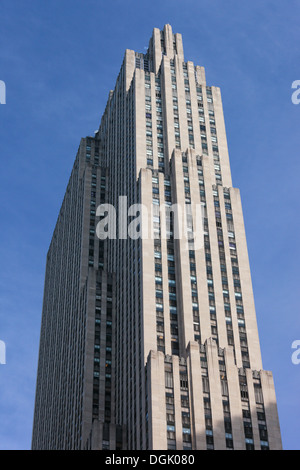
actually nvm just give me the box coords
[132,24,185,75]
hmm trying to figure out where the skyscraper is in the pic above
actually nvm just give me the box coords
[32,24,282,451]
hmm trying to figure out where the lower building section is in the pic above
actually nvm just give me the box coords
[84,336,282,451]
[85,421,127,450]
[146,339,282,450]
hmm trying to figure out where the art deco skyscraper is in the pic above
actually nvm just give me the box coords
[32,25,282,451]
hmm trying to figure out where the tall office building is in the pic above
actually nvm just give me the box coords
[32,25,282,451]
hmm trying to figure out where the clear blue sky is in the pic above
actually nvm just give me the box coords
[0,0,299,450]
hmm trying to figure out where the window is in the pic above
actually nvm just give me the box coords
[180,373,188,390]
[202,377,210,393]
[166,392,174,408]
[254,384,264,404]
[181,395,189,408]
[165,368,173,389]
[221,379,229,396]
[240,383,248,400]
[260,440,269,450]
[167,424,175,432]
[166,413,175,424]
